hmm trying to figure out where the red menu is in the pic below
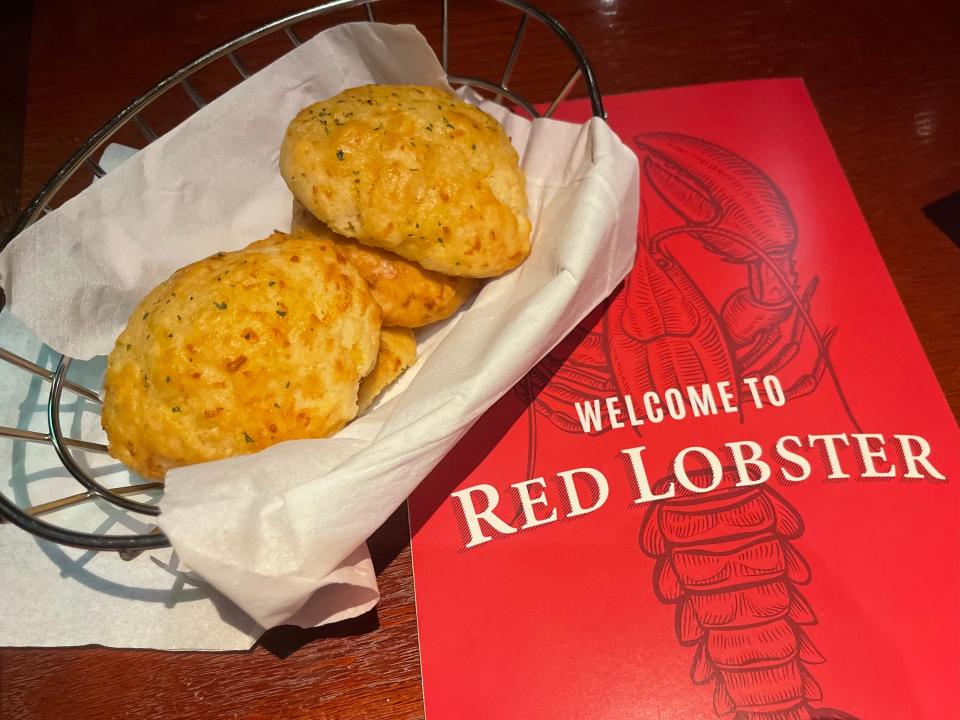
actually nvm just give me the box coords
[408,80,960,719]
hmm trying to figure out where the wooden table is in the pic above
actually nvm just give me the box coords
[1,0,958,717]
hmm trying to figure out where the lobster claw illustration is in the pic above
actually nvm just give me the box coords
[627,132,839,405]
[521,132,850,431]
[604,230,733,400]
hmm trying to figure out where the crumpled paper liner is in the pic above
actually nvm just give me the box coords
[0,22,638,637]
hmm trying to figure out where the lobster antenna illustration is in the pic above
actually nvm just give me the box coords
[523,373,539,482]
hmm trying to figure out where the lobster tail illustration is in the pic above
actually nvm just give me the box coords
[640,475,830,720]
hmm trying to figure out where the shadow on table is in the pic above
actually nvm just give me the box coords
[255,500,411,658]
[257,611,380,659]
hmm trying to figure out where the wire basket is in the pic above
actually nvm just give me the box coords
[0,0,605,555]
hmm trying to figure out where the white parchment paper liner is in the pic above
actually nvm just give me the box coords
[0,22,638,641]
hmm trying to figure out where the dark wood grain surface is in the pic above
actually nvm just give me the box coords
[1,0,958,717]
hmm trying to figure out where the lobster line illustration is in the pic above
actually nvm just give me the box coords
[514,133,861,718]
[641,474,826,720]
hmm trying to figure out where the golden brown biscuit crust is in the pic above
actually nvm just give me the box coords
[358,327,417,412]
[101,232,381,479]
[280,84,531,278]
[291,200,477,328]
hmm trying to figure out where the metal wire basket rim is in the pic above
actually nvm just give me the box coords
[0,0,606,552]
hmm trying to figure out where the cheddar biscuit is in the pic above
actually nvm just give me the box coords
[280,84,531,278]
[358,327,417,412]
[291,200,476,328]
[101,232,381,479]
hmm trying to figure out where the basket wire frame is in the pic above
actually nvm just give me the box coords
[0,0,605,553]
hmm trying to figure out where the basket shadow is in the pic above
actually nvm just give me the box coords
[3,341,262,642]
